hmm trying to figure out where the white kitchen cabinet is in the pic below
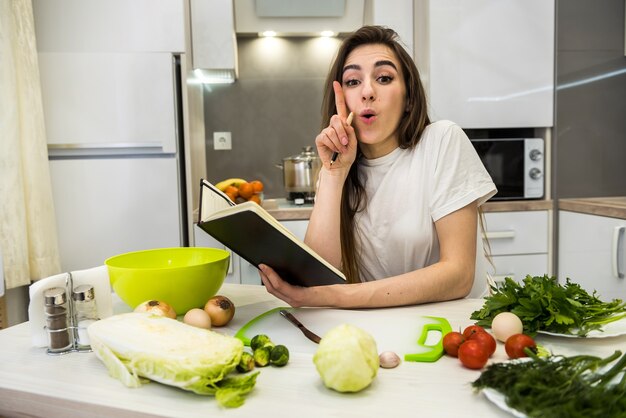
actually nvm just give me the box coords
[488,254,549,284]
[559,211,626,300]
[483,210,551,284]
[371,0,413,58]
[420,0,555,128]
[234,0,364,35]
[484,211,549,255]
[190,0,237,78]
[50,158,181,271]
[194,225,241,285]
[33,0,185,53]
[280,220,309,241]
[39,53,177,151]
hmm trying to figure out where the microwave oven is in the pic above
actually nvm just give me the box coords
[470,138,544,201]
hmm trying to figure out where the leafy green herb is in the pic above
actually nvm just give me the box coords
[214,372,260,408]
[472,350,626,418]
[470,275,626,336]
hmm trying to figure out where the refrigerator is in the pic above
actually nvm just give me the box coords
[39,51,188,272]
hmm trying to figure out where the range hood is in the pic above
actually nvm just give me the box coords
[190,0,238,84]
[235,0,365,36]
[189,0,366,84]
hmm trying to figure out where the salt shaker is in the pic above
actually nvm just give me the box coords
[72,284,99,347]
[44,287,72,353]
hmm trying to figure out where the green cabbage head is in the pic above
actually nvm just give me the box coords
[313,324,379,392]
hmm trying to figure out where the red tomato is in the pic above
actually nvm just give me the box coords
[442,331,465,357]
[458,340,490,369]
[505,334,537,359]
[462,324,486,339]
[468,330,497,357]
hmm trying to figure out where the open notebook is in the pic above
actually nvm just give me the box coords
[197,179,346,287]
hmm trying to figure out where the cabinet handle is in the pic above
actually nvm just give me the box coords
[47,142,166,157]
[492,274,515,283]
[613,226,625,279]
[484,230,516,240]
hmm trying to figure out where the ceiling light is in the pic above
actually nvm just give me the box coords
[320,31,336,37]
[260,30,277,37]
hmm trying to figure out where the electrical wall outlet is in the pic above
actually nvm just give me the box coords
[213,132,232,150]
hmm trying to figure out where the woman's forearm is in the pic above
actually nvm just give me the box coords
[304,168,348,269]
[310,258,475,308]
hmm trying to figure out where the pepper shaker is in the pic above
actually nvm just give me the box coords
[72,284,99,347]
[44,287,72,353]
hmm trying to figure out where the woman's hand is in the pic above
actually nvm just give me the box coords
[258,264,311,308]
[315,81,357,170]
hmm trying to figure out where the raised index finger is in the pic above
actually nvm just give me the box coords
[332,80,348,120]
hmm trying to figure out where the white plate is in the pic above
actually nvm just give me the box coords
[537,315,626,338]
[481,356,622,417]
[482,388,527,418]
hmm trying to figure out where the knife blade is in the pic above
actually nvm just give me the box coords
[279,310,321,344]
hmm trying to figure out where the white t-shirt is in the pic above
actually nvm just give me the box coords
[354,120,496,294]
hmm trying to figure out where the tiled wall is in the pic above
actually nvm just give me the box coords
[554,0,626,198]
[203,36,343,199]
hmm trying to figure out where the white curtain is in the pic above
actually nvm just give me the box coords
[0,0,61,289]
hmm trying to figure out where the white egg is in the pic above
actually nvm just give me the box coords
[491,312,523,342]
[183,308,212,329]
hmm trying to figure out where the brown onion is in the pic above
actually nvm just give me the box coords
[134,300,177,319]
[203,295,235,327]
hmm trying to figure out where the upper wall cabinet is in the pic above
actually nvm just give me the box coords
[190,0,238,81]
[371,0,414,59]
[419,0,555,128]
[234,0,364,35]
[33,0,185,53]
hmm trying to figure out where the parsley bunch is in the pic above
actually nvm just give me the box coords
[470,275,626,336]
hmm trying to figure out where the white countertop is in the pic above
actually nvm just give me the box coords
[1,283,624,418]
[559,196,626,220]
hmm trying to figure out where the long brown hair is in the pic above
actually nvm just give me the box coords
[320,26,431,283]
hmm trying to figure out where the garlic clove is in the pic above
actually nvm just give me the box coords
[379,351,401,369]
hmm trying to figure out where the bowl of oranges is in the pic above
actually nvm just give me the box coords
[215,178,264,205]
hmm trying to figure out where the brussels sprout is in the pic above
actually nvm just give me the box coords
[253,346,271,367]
[313,324,379,393]
[270,345,290,367]
[250,334,274,351]
[236,351,255,373]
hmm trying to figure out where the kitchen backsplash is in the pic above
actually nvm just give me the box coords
[203,36,343,199]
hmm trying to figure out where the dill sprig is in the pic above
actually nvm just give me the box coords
[473,350,626,418]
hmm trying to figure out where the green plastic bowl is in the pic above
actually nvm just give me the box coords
[105,247,230,315]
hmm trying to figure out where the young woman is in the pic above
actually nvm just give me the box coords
[259,26,496,308]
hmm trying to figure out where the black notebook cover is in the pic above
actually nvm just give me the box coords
[197,180,345,287]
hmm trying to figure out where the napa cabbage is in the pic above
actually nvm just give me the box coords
[88,312,257,408]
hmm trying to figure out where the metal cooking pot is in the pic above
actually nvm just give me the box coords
[276,146,321,199]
